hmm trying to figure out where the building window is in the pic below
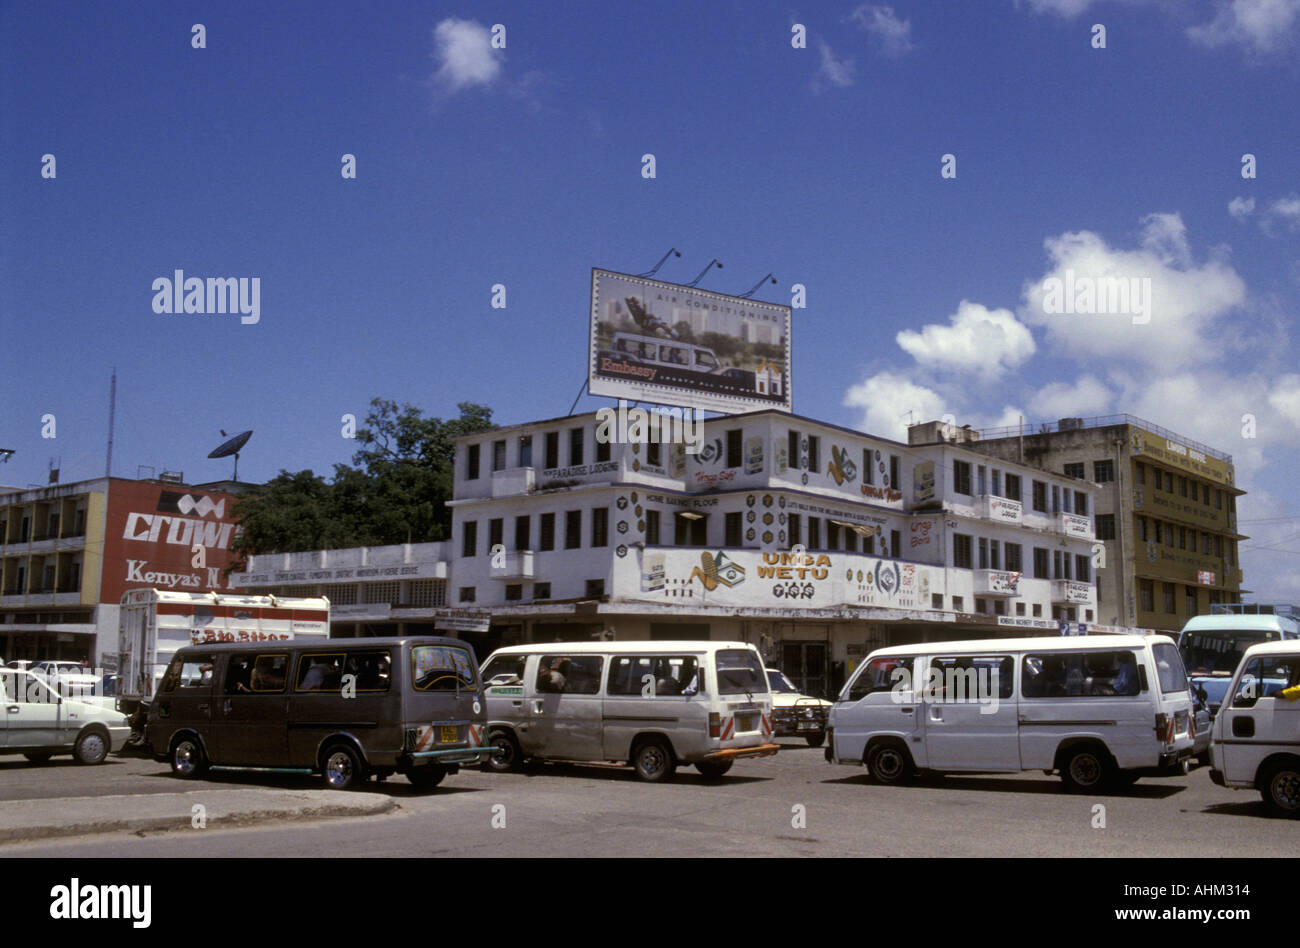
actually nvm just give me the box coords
[1032,481,1047,512]
[1135,462,1145,485]
[459,586,476,603]
[1016,602,1026,617]
[891,529,901,557]
[1093,460,1114,483]
[595,433,611,463]
[787,430,799,469]
[788,513,801,548]
[1215,489,1222,510]
[1165,522,1174,547]
[1064,462,1085,480]
[1185,586,1197,617]
[1155,520,1163,544]
[488,518,504,550]
[462,521,477,558]
[1075,554,1091,582]
[408,580,446,607]
[827,522,841,551]
[545,432,559,469]
[954,534,973,569]
[807,436,820,473]
[953,461,972,495]
[1074,491,1088,516]
[647,440,661,466]
[1178,526,1186,550]
[1034,547,1049,579]
[591,507,608,547]
[492,439,506,472]
[1137,516,1147,541]
[807,517,821,550]
[1162,582,1175,613]
[864,532,875,555]
[515,516,531,551]
[645,510,660,545]
[725,512,743,547]
[992,468,1002,497]
[570,428,584,466]
[994,599,1006,616]
[674,513,707,546]
[1032,603,1042,617]
[863,449,874,484]
[1003,473,1021,502]
[519,435,533,468]
[978,537,989,570]
[890,455,900,490]
[466,444,480,480]
[505,584,523,602]
[977,465,987,496]
[990,539,1001,570]
[932,593,944,609]
[952,596,964,612]
[1164,472,1173,492]
[1178,476,1188,497]
[586,579,605,599]
[534,582,551,600]
[1006,542,1023,572]
[539,513,556,551]
[726,429,743,468]
[976,598,988,615]
[1096,514,1115,540]
[565,510,582,549]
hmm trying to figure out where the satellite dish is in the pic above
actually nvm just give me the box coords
[208,430,253,480]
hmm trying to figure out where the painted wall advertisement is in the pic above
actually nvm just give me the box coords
[913,460,935,503]
[589,268,793,415]
[101,481,243,602]
[1129,425,1234,486]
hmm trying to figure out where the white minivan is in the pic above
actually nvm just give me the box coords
[827,634,1194,792]
[479,641,778,781]
[1207,640,1300,817]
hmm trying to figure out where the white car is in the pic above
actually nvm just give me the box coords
[0,667,131,764]
[32,661,106,702]
[1208,640,1300,818]
[766,669,832,747]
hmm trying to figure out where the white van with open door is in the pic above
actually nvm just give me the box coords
[827,634,1194,792]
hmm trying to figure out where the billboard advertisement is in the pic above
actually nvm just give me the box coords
[589,268,792,415]
[101,480,243,602]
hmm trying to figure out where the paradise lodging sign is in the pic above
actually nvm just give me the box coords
[589,268,793,415]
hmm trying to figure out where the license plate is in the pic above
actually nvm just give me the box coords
[439,726,459,743]
[737,714,757,732]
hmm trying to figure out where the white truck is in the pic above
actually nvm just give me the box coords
[117,588,330,733]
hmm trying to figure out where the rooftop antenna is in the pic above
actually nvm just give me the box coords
[685,258,723,288]
[208,429,253,481]
[105,367,116,477]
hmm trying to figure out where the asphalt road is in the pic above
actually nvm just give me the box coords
[2,740,1293,857]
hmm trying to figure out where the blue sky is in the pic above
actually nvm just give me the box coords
[3,0,1299,595]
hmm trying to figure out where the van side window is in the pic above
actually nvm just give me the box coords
[847,657,914,701]
[1234,656,1300,707]
[225,653,289,694]
[1021,651,1140,698]
[926,655,1013,700]
[536,655,603,695]
[296,653,345,693]
[607,656,700,696]
[1151,642,1188,694]
[163,657,215,692]
[346,651,392,691]
[482,655,525,685]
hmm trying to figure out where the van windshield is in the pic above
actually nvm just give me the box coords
[412,645,477,691]
[1179,629,1277,677]
[717,649,765,695]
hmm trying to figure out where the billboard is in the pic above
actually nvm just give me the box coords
[589,268,792,415]
[101,480,243,602]
[1129,425,1234,486]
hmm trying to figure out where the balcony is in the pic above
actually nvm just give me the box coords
[1056,512,1094,539]
[1051,579,1093,604]
[973,569,1024,597]
[490,551,535,581]
[981,494,1022,525]
[491,467,536,498]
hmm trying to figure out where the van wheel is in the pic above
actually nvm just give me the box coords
[1260,759,1300,818]
[322,744,366,790]
[866,743,912,784]
[1060,747,1112,793]
[483,730,523,773]
[23,753,53,764]
[74,729,109,765]
[170,735,208,779]
[632,739,675,782]
[805,731,826,748]
[695,760,733,780]
[406,766,446,790]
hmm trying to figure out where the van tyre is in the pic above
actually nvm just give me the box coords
[694,760,733,780]
[170,735,208,779]
[406,765,446,790]
[322,744,366,791]
[73,729,109,765]
[1259,759,1300,818]
[632,739,675,782]
[1060,746,1113,793]
[805,731,826,748]
[23,752,52,764]
[865,742,913,785]
[483,730,523,773]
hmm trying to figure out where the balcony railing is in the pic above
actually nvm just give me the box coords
[490,551,535,581]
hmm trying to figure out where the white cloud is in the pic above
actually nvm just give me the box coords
[1018,0,1102,15]
[849,4,914,56]
[843,371,947,441]
[1188,0,1300,53]
[1020,212,1247,371]
[1267,194,1300,231]
[1266,373,1300,427]
[814,40,855,88]
[895,300,1037,380]
[431,18,501,94]
[1029,375,1114,418]
[1228,196,1256,221]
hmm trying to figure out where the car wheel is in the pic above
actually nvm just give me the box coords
[23,752,53,764]
[694,760,733,780]
[322,744,366,790]
[865,742,913,785]
[1060,746,1113,793]
[170,735,208,779]
[805,731,826,748]
[73,729,109,765]
[406,765,446,790]
[483,729,524,773]
[632,739,675,782]
[1260,759,1300,818]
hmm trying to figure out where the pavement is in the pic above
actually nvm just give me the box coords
[0,787,397,845]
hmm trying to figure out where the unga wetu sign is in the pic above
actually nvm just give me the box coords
[589,269,793,415]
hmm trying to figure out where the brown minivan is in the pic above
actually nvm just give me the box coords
[146,636,493,790]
